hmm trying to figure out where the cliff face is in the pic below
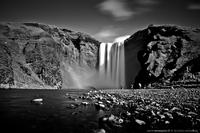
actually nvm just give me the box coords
[1,23,200,89]
[125,25,200,88]
[0,22,100,89]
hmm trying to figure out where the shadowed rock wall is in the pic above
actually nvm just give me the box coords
[125,25,200,88]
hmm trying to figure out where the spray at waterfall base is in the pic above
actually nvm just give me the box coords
[61,36,129,89]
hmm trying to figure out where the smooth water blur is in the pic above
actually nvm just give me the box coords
[99,42,125,88]
[0,89,105,133]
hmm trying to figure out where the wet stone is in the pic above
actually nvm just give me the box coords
[159,114,165,120]
[164,112,173,119]
[108,114,115,121]
[165,121,170,124]
[126,111,131,116]
[81,102,89,106]
[135,119,146,126]
[151,110,156,116]
[31,98,43,105]
[175,112,184,117]
[93,129,106,133]
[188,111,198,117]
[171,107,180,112]
[66,103,78,109]
[95,103,106,110]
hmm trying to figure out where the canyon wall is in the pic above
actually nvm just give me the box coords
[125,25,200,88]
[0,22,100,89]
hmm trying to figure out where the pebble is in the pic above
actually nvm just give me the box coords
[106,100,111,104]
[188,111,197,116]
[108,114,115,121]
[159,114,165,119]
[176,112,184,117]
[118,118,124,124]
[81,102,89,106]
[171,107,180,112]
[151,110,156,116]
[135,119,146,125]
[66,104,78,109]
[99,104,105,108]
[163,108,169,112]
[184,107,190,112]
[104,114,124,127]
[102,117,108,122]
[31,98,43,102]
[134,111,139,114]
[98,101,103,104]
[94,129,106,133]
[95,103,106,110]
[126,111,131,116]
[164,112,173,119]
[155,103,160,107]
[31,98,43,105]
[165,121,170,124]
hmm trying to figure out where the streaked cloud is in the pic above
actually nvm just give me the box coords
[188,3,200,10]
[98,0,135,20]
[97,0,159,21]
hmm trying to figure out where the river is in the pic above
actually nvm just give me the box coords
[0,89,105,133]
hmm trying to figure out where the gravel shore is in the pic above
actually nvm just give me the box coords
[76,88,200,133]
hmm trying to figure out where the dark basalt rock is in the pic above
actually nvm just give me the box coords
[125,25,200,88]
[0,22,100,89]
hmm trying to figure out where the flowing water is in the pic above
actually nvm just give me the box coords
[60,36,128,89]
[99,42,125,88]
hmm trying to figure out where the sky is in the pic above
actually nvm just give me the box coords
[0,0,200,42]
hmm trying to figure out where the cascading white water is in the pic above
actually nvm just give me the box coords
[60,35,129,89]
[99,41,125,88]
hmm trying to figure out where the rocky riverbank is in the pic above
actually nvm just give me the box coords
[68,88,200,133]
[0,88,199,133]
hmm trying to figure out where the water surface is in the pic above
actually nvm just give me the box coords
[0,89,103,133]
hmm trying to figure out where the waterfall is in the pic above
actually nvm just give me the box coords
[99,41,125,88]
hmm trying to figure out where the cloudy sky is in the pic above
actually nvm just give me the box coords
[0,0,200,42]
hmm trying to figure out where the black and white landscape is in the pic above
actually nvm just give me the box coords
[0,0,200,133]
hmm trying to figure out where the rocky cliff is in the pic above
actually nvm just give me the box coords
[0,22,100,89]
[0,23,200,89]
[125,25,200,88]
